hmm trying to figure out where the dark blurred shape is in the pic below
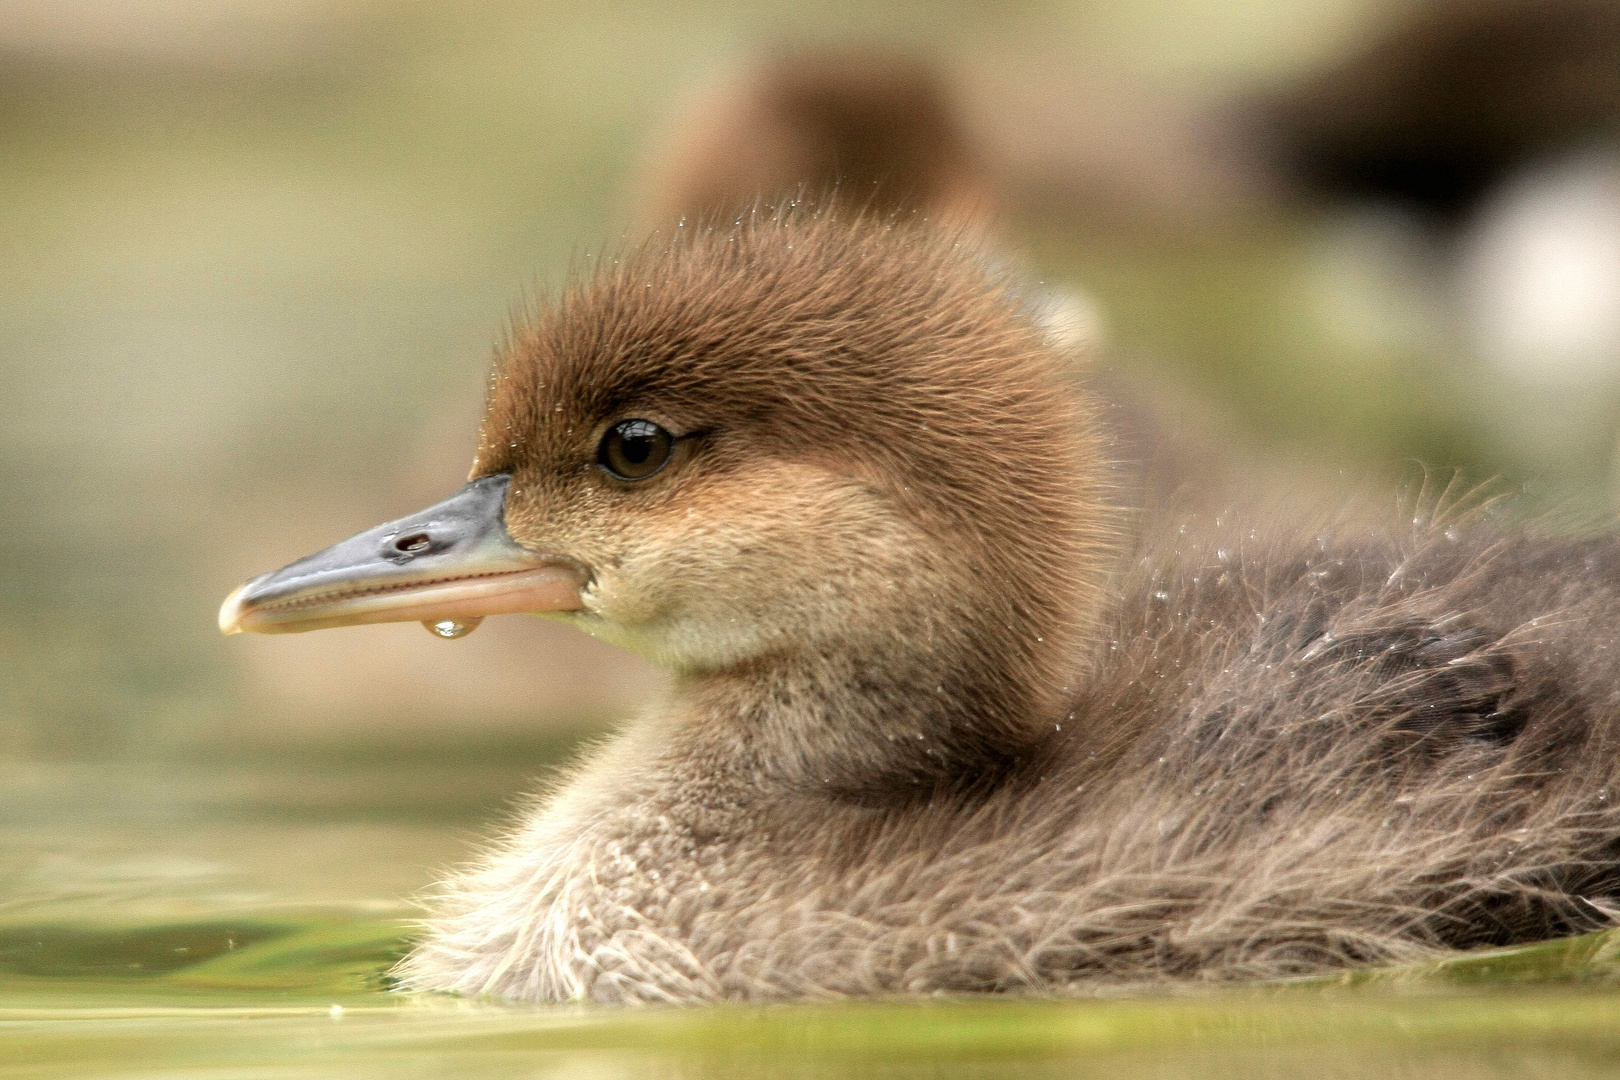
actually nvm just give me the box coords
[1259,0,1620,220]
[633,48,991,232]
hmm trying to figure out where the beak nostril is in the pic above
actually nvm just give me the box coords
[394,532,433,554]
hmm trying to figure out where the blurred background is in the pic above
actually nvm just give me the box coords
[4,0,1620,786]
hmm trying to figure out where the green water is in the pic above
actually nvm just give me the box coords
[11,914,1620,1078]
[7,760,1620,1079]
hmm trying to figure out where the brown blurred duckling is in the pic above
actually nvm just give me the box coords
[632,48,991,234]
[221,209,1620,1003]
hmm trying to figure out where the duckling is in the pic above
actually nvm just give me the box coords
[221,208,1620,1003]
[1254,0,1620,222]
[632,48,990,234]
[1249,0,1620,484]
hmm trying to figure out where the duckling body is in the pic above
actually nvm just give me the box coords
[225,210,1620,1002]
[396,518,1620,1002]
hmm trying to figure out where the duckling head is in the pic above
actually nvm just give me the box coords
[222,209,1115,784]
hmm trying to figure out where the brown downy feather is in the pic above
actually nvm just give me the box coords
[395,207,1620,1002]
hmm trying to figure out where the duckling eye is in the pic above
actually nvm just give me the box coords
[598,419,675,481]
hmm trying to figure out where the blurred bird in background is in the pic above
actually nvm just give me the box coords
[1250,0,1620,490]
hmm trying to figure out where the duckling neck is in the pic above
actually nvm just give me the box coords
[668,634,1063,800]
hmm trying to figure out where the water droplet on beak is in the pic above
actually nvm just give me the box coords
[424,617,483,639]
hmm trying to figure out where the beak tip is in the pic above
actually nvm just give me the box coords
[218,583,250,636]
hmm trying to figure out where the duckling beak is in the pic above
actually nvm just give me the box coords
[218,473,583,635]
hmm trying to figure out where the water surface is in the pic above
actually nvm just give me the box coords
[7,759,1620,1079]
